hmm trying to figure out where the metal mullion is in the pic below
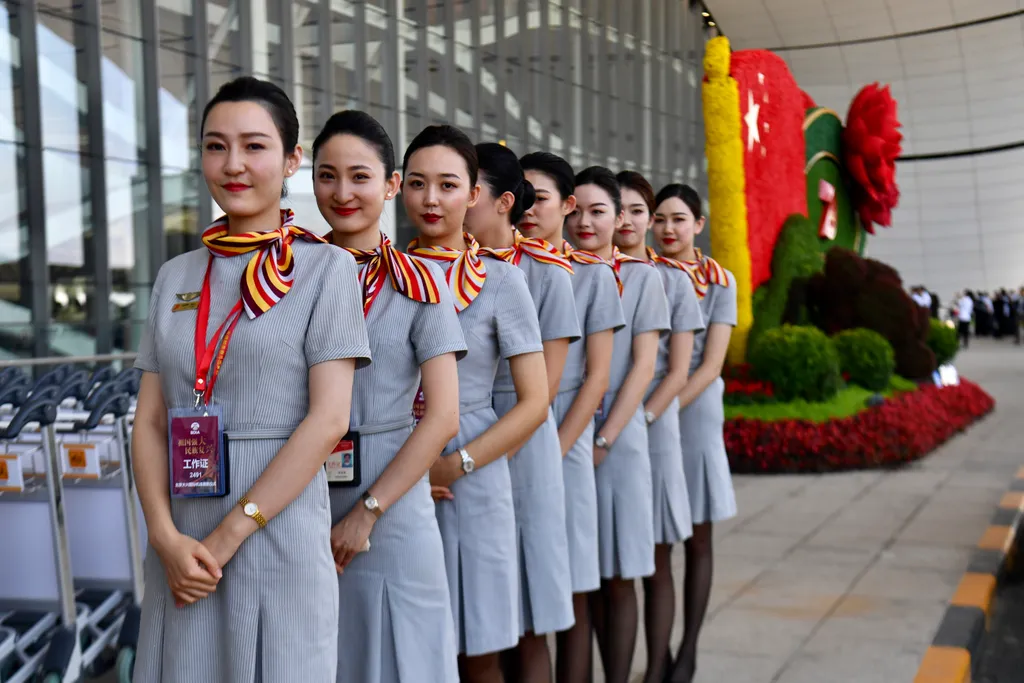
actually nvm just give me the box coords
[354,0,367,107]
[539,0,551,150]
[318,0,333,122]
[194,0,213,234]
[279,0,294,92]
[415,2,427,129]
[654,0,666,177]
[518,0,529,148]
[597,0,611,166]
[17,0,50,358]
[382,0,400,143]
[470,2,481,140]
[442,0,454,122]
[141,0,165,274]
[77,1,112,354]
[495,0,506,138]
[559,0,571,156]
[577,0,591,163]
[238,0,253,74]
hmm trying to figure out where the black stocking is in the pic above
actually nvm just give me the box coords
[669,522,713,683]
[594,578,639,683]
[518,631,552,683]
[556,592,593,683]
[461,652,504,683]
[642,544,675,683]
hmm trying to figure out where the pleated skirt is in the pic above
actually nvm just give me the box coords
[679,377,738,525]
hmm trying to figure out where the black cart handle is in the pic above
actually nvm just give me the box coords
[74,393,130,431]
[2,396,59,439]
[0,367,27,388]
[89,366,116,386]
[0,383,29,409]
[60,378,91,403]
[29,385,61,403]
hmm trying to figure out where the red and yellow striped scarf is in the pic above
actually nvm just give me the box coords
[327,231,442,317]
[408,232,487,312]
[681,248,730,299]
[562,240,623,295]
[482,233,574,275]
[647,246,689,273]
[201,209,326,319]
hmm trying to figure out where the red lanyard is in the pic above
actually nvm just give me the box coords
[194,256,244,406]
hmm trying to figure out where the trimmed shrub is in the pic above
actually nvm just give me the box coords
[749,325,841,402]
[927,318,959,366]
[802,247,936,379]
[833,328,895,391]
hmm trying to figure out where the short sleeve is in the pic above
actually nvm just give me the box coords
[585,265,626,335]
[495,265,544,359]
[134,265,168,374]
[672,270,705,334]
[632,266,671,336]
[537,265,582,343]
[411,260,469,365]
[304,249,373,368]
[710,270,738,327]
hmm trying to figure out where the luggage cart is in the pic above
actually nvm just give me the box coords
[0,395,82,683]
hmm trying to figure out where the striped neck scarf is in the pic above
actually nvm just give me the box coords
[408,232,487,312]
[327,231,442,317]
[482,233,574,275]
[681,248,730,299]
[562,241,623,296]
[647,246,689,273]
[201,209,326,319]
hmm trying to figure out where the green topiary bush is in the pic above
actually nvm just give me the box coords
[927,318,959,366]
[833,328,895,391]
[749,324,841,402]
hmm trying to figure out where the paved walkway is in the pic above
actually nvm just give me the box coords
[604,338,1022,682]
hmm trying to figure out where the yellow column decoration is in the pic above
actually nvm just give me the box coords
[702,36,753,365]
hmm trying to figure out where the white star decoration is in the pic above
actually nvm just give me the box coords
[745,89,761,152]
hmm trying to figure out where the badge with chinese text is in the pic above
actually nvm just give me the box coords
[326,432,360,487]
[168,405,228,498]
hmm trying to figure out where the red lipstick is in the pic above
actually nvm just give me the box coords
[223,183,249,193]
[422,213,442,224]
[332,207,358,217]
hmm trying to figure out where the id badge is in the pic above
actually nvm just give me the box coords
[412,385,426,425]
[168,405,230,498]
[595,397,606,422]
[326,431,361,487]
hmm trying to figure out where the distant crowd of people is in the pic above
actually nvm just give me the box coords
[947,288,1023,349]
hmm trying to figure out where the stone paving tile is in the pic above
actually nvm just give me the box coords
[689,652,786,683]
[698,607,819,658]
[808,595,950,646]
[774,644,924,683]
[850,564,965,602]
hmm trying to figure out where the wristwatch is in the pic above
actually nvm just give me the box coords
[362,492,383,519]
[238,496,267,529]
[458,447,476,474]
[644,410,656,425]
[594,435,610,449]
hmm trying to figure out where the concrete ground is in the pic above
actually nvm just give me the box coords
[596,337,1022,683]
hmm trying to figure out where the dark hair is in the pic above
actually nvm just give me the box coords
[654,183,703,220]
[519,152,575,201]
[616,170,656,214]
[311,110,395,175]
[477,143,536,225]
[574,166,622,214]
[201,76,299,153]
[402,124,478,186]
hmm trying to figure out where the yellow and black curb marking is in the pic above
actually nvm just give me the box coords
[913,466,1024,682]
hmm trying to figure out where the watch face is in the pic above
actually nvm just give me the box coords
[243,503,257,516]
[363,496,378,510]
[463,458,475,473]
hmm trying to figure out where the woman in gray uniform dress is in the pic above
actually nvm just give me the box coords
[465,143,579,683]
[311,111,467,683]
[614,171,705,683]
[403,125,550,683]
[566,166,670,683]
[131,77,371,682]
[518,152,625,683]
[653,184,737,683]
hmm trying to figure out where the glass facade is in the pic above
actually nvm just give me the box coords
[0,0,710,360]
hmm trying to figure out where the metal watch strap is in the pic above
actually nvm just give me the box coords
[239,496,268,529]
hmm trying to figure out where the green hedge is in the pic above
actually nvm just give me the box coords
[927,318,959,366]
[749,324,841,402]
[833,328,895,391]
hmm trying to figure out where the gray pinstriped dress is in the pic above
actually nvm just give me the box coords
[328,256,466,683]
[680,268,738,525]
[432,257,543,656]
[133,242,371,683]
[492,254,579,636]
[594,260,669,579]
[646,261,704,545]
[550,261,624,592]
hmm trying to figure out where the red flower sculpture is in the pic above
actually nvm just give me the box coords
[842,84,903,233]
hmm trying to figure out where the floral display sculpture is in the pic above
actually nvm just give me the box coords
[842,84,903,233]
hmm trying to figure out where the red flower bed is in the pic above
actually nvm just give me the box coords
[723,363,776,405]
[725,379,995,473]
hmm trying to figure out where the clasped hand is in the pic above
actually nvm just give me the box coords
[154,526,242,608]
